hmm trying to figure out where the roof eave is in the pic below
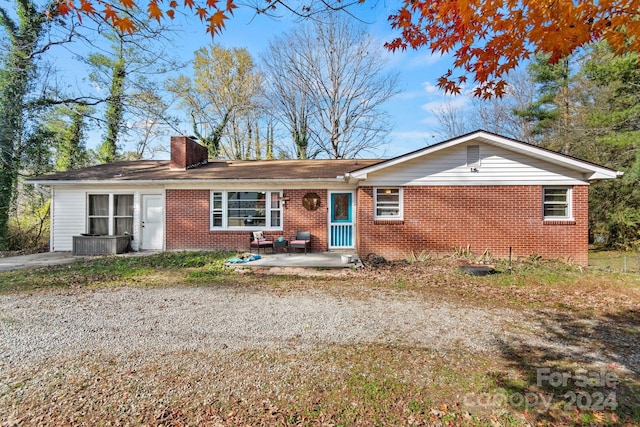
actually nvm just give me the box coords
[24,177,350,186]
[350,130,622,181]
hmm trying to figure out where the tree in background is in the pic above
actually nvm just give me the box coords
[0,0,57,250]
[264,15,398,159]
[432,72,535,143]
[98,53,125,163]
[262,44,313,159]
[86,16,180,163]
[580,45,640,249]
[50,105,92,171]
[167,45,263,159]
[123,86,176,160]
[519,44,640,249]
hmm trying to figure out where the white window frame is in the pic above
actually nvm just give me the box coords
[374,187,403,220]
[87,193,134,235]
[543,187,572,220]
[210,190,283,230]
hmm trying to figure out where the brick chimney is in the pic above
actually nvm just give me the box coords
[170,136,208,170]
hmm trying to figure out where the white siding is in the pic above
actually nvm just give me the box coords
[362,142,589,186]
[51,188,86,251]
[50,185,165,252]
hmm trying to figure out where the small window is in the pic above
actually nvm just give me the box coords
[374,188,402,219]
[211,191,223,228]
[543,187,572,219]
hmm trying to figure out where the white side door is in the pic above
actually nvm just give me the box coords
[141,194,164,250]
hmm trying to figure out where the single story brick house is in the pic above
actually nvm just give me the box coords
[27,130,621,265]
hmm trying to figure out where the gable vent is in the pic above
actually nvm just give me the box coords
[467,145,480,168]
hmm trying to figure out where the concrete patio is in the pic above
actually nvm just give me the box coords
[227,251,362,269]
[0,250,362,274]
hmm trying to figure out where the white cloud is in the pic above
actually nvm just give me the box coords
[421,80,440,94]
[421,95,471,113]
[407,52,445,68]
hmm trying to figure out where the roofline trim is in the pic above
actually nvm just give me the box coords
[349,130,622,181]
[24,178,349,186]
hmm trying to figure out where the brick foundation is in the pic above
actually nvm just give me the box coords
[356,186,589,265]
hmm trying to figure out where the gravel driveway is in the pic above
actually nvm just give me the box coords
[1,285,523,370]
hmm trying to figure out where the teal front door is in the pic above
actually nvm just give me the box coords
[329,192,354,248]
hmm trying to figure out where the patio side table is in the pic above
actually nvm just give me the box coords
[273,239,289,254]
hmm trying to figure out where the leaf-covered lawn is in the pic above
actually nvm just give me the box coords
[1,251,639,426]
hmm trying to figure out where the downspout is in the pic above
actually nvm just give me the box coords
[33,183,50,198]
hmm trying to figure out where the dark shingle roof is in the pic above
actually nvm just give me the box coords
[28,159,383,183]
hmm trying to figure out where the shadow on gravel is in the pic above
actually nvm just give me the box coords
[494,308,640,424]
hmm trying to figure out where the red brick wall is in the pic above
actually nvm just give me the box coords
[165,189,328,252]
[282,189,328,252]
[356,185,589,265]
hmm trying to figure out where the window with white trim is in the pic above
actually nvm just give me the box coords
[374,188,403,219]
[543,187,572,220]
[87,194,134,235]
[210,190,282,229]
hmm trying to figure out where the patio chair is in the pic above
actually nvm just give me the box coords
[289,231,311,254]
[249,231,273,254]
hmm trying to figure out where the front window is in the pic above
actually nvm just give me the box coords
[374,188,402,219]
[543,187,571,219]
[211,191,282,229]
[88,194,134,235]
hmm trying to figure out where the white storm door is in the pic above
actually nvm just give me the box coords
[141,194,164,250]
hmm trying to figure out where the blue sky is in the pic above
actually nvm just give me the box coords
[74,3,475,158]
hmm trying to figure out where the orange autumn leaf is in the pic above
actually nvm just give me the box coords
[147,1,163,21]
[207,10,227,35]
[226,0,237,14]
[387,0,640,97]
[115,16,136,33]
[55,1,71,16]
[195,7,208,20]
[103,5,118,22]
[166,9,175,18]
[120,0,135,9]
[183,0,195,8]
[79,0,95,15]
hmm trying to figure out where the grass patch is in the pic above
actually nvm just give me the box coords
[0,251,234,293]
[589,249,640,273]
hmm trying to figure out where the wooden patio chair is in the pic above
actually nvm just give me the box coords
[249,231,273,254]
[289,231,311,254]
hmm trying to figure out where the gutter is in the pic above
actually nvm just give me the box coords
[24,177,355,186]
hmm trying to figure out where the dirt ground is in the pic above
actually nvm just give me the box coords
[1,257,639,426]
